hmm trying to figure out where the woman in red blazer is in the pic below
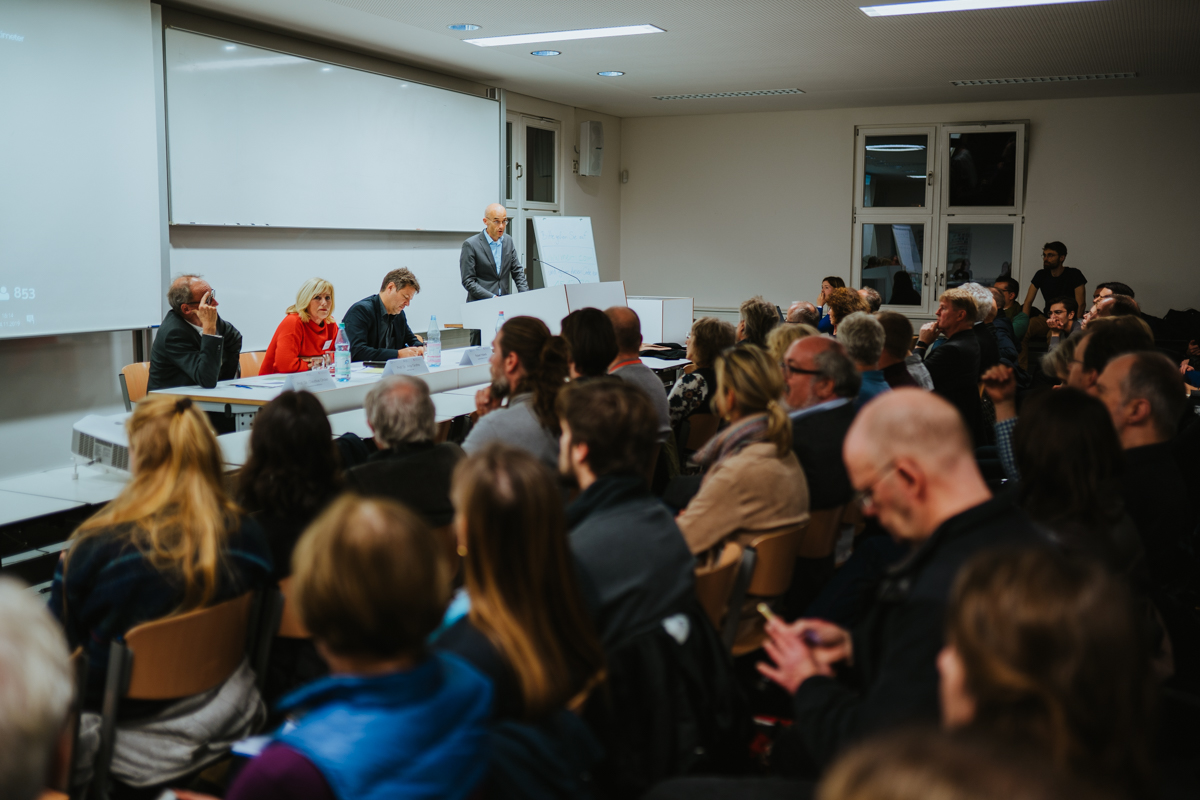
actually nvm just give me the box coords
[260,278,339,375]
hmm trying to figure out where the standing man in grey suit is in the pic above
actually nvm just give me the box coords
[460,203,530,301]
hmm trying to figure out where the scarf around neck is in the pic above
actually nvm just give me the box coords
[694,412,771,469]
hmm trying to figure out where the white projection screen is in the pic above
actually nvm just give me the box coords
[0,0,162,339]
[164,29,501,231]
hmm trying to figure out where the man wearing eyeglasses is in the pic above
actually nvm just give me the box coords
[459,204,529,301]
[758,389,1039,769]
[148,274,243,392]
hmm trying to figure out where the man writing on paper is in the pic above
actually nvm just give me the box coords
[342,268,426,362]
[460,203,530,301]
[148,274,242,392]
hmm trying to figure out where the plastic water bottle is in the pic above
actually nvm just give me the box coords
[426,315,442,367]
[334,327,350,382]
[496,311,505,334]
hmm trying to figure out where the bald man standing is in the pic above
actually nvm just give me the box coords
[459,203,529,301]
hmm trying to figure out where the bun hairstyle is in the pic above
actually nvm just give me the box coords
[497,316,570,434]
[713,344,792,457]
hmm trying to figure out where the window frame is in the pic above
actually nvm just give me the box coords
[854,126,937,216]
[939,123,1027,216]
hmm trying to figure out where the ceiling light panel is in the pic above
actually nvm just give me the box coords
[653,88,804,100]
[951,72,1136,85]
[860,0,1106,16]
[464,24,665,47]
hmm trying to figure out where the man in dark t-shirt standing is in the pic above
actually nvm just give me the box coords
[1022,240,1086,316]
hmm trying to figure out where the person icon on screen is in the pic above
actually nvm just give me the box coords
[0,287,9,301]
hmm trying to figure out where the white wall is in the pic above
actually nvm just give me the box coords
[619,93,1200,318]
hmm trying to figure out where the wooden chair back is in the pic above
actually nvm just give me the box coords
[123,592,254,700]
[795,507,846,560]
[694,543,743,630]
[275,578,310,640]
[744,523,806,597]
[120,362,150,407]
[239,351,266,378]
[685,413,719,451]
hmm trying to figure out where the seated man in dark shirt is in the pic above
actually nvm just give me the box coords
[783,336,859,510]
[344,375,464,528]
[341,268,426,363]
[915,288,982,440]
[148,274,242,391]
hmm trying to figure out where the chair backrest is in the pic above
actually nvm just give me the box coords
[744,523,806,597]
[794,506,846,559]
[694,543,742,630]
[685,413,719,451]
[120,362,150,405]
[239,351,266,378]
[123,591,254,700]
[275,577,311,640]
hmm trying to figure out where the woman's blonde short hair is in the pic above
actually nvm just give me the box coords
[291,494,449,658]
[287,277,336,323]
[766,323,818,364]
[713,345,792,457]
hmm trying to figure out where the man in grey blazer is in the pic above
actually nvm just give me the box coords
[460,203,530,301]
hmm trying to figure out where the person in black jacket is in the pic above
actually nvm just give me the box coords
[340,268,426,363]
[915,288,982,440]
[147,274,242,391]
[345,375,464,529]
[758,389,1040,769]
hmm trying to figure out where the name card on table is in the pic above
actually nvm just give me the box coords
[459,347,492,366]
[384,356,430,376]
[284,370,337,393]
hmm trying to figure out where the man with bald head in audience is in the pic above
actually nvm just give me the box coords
[758,390,1039,768]
[787,300,820,328]
[459,203,529,301]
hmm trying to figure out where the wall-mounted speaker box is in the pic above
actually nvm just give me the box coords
[580,121,604,176]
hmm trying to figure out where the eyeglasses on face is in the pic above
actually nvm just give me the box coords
[850,461,899,512]
[781,361,821,378]
[183,290,215,305]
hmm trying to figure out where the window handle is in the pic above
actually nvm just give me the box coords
[923,272,929,286]
[927,172,934,186]
[516,163,523,179]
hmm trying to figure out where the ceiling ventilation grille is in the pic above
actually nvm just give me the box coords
[951,72,1136,86]
[653,88,804,100]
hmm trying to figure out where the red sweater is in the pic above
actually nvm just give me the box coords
[260,313,339,375]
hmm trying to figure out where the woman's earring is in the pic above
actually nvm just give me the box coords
[456,545,468,557]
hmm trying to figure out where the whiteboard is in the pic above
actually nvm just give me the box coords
[531,217,600,286]
[164,29,499,231]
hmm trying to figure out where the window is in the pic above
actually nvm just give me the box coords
[853,122,1027,315]
[504,114,561,285]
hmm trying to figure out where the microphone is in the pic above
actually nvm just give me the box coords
[535,257,582,284]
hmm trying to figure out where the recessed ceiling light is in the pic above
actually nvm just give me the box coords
[465,24,665,47]
[447,23,481,32]
[866,144,926,151]
[860,0,1104,16]
[531,50,561,57]
[321,66,332,72]
[598,71,625,77]
[224,45,236,51]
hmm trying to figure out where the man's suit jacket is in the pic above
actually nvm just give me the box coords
[791,400,858,510]
[920,329,981,441]
[459,232,529,301]
[147,309,242,391]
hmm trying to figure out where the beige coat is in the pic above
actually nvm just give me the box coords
[678,442,810,557]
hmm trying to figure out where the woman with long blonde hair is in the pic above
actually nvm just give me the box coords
[50,395,272,709]
[437,443,604,721]
[260,277,339,374]
[677,344,809,558]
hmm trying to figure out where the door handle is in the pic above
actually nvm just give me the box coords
[927,172,934,186]
[516,163,523,179]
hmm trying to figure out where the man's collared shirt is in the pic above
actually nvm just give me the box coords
[187,319,220,339]
[484,229,504,295]
[789,396,852,422]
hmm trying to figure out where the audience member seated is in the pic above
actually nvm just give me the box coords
[260,277,339,375]
[992,276,1029,342]
[766,322,818,365]
[463,316,569,467]
[825,286,870,335]
[50,396,271,791]
[560,307,618,380]
[857,286,882,313]
[736,295,781,348]
[237,391,343,578]
[962,283,1001,372]
[438,443,604,720]
[987,286,1019,365]
[875,311,928,390]
[1094,293,1141,321]
[815,276,847,333]
[345,376,465,528]
[668,316,736,426]
[606,306,672,443]
[786,300,820,327]
[677,346,808,557]
[939,548,1156,798]
[1039,328,1081,384]
[221,495,491,800]
[837,312,890,408]
[341,268,426,362]
[783,337,859,510]
[1046,295,1081,351]
[1022,241,1086,316]
[0,578,74,800]
[1096,280,1136,301]
[915,288,982,439]
[757,390,1038,768]
[148,274,242,392]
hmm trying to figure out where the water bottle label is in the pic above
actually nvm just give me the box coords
[426,341,442,368]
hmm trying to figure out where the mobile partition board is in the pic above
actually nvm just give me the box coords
[461,281,627,347]
[628,297,694,345]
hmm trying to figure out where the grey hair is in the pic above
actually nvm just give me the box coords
[0,578,73,800]
[365,375,437,447]
[837,312,886,368]
[858,287,882,313]
[167,274,202,313]
[1040,330,1081,382]
[1119,351,1186,439]
[962,282,996,321]
[814,341,862,399]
